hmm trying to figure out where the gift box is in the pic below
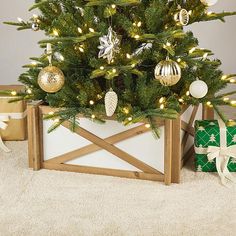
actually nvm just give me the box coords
[0,85,27,152]
[194,120,236,173]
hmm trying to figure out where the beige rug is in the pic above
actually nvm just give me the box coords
[0,141,236,236]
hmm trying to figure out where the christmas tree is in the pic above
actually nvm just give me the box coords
[4,0,236,134]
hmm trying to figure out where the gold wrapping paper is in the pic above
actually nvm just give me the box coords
[0,85,27,141]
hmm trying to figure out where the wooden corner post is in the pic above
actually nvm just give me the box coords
[27,103,43,171]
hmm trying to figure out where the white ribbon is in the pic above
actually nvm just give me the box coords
[0,111,27,153]
[195,119,236,185]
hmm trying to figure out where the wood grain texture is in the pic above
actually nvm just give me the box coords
[202,105,214,120]
[171,116,181,184]
[42,162,164,182]
[46,125,150,164]
[164,119,172,185]
[62,121,161,175]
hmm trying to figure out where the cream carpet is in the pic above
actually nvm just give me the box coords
[0,141,236,236]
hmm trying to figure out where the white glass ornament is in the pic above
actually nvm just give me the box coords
[200,0,218,6]
[189,80,208,98]
[105,88,118,117]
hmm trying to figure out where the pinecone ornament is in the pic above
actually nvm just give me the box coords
[105,88,118,117]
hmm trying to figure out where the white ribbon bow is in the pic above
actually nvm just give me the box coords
[0,115,11,152]
[0,111,27,153]
[207,145,236,185]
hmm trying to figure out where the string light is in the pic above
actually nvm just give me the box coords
[186,91,190,96]
[189,47,196,54]
[79,46,84,53]
[131,63,136,68]
[100,66,105,70]
[223,97,230,102]
[230,101,236,105]
[126,53,131,59]
[203,53,208,60]
[11,91,17,96]
[53,29,59,36]
[89,100,95,105]
[230,78,235,83]
[97,94,103,99]
[159,97,165,104]
[128,117,133,121]
[91,114,96,119]
[89,28,95,33]
[145,124,151,128]
[166,42,171,47]
[112,68,117,73]
[221,75,227,80]
[179,98,184,103]
[111,4,116,9]
[123,107,129,114]
[77,27,83,33]
[17,17,23,23]
[27,88,32,94]
[137,21,142,27]
[206,101,212,106]
[31,61,38,66]
[134,35,140,39]
[160,104,165,109]
[207,11,213,16]
[177,58,182,63]
[32,14,38,19]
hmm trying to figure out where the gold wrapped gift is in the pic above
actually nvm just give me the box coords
[0,86,27,151]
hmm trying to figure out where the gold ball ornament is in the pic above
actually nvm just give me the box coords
[174,8,190,26]
[38,66,65,93]
[154,58,181,86]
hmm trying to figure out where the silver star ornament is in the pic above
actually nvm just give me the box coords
[98,27,120,64]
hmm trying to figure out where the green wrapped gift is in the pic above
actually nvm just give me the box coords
[194,120,236,173]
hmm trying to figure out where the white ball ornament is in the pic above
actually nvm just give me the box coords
[200,0,218,6]
[189,80,208,99]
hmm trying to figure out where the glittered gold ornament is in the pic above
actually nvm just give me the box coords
[154,57,181,86]
[38,66,65,93]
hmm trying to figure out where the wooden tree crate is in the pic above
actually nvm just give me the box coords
[27,103,213,185]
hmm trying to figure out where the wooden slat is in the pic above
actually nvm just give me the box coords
[181,105,199,152]
[180,105,189,115]
[42,162,164,182]
[181,121,194,137]
[46,125,150,164]
[164,119,172,185]
[27,105,34,168]
[62,121,161,175]
[171,116,181,184]
[202,105,214,120]
[31,106,41,171]
[182,145,195,167]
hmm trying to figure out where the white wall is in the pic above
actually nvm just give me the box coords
[0,0,236,87]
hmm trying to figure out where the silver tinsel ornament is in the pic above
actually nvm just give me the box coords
[133,43,153,56]
[31,22,39,31]
[98,27,120,64]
